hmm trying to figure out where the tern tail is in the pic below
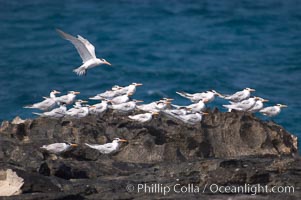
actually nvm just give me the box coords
[73,65,87,76]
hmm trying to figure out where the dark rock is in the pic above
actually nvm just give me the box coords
[0,110,300,199]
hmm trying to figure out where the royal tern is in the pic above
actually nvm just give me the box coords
[260,104,287,117]
[56,91,80,105]
[65,100,88,116]
[41,142,78,154]
[90,83,142,100]
[24,90,60,111]
[73,100,88,108]
[89,100,108,114]
[156,99,173,110]
[248,98,269,113]
[89,90,120,100]
[85,138,127,154]
[33,104,67,118]
[223,97,259,112]
[162,107,191,117]
[109,94,132,105]
[110,100,143,113]
[137,99,172,112]
[177,112,208,125]
[222,88,255,102]
[117,83,143,96]
[66,105,94,118]
[56,29,111,76]
[136,101,161,112]
[172,98,208,113]
[176,90,221,103]
[128,111,159,123]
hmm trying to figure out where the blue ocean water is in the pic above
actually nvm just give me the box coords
[0,1,300,150]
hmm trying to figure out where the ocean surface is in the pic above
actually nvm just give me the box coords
[0,0,300,150]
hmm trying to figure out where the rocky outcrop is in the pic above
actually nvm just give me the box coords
[0,109,300,199]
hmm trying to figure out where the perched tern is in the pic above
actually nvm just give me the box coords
[137,99,171,112]
[110,100,143,113]
[90,83,142,100]
[260,104,287,117]
[177,112,208,125]
[222,88,255,102]
[73,99,88,108]
[137,101,160,112]
[109,94,132,105]
[89,90,120,100]
[33,104,67,118]
[41,142,78,154]
[56,91,80,105]
[248,97,269,113]
[65,100,88,116]
[24,90,60,111]
[66,105,94,118]
[85,138,127,154]
[89,100,108,115]
[117,83,143,96]
[172,98,208,113]
[164,110,208,125]
[56,29,111,76]
[223,97,259,112]
[176,90,221,103]
[162,107,191,117]
[156,99,173,110]
[128,111,159,123]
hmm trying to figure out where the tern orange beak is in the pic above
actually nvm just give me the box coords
[104,61,112,66]
[136,83,143,86]
[71,144,78,147]
[202,112,209,115]
[74,91,80,94]
[163,98,174,101]
[262,99,269,102]
[119,139,128,142]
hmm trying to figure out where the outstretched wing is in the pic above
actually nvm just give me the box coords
[56,29,96,63]
[77,35,96,59]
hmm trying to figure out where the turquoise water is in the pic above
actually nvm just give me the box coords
[0,1,300,150]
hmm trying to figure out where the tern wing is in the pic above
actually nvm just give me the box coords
[56,29,96,63]
[225,90,243,100]
[56,95,69,103]
[77,35,96,59]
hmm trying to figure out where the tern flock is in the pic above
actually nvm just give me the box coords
[24,29,287,155]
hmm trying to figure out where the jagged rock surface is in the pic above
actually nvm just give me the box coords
[0,109,299,199]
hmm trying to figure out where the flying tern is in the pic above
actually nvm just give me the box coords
[56,29,111,76]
